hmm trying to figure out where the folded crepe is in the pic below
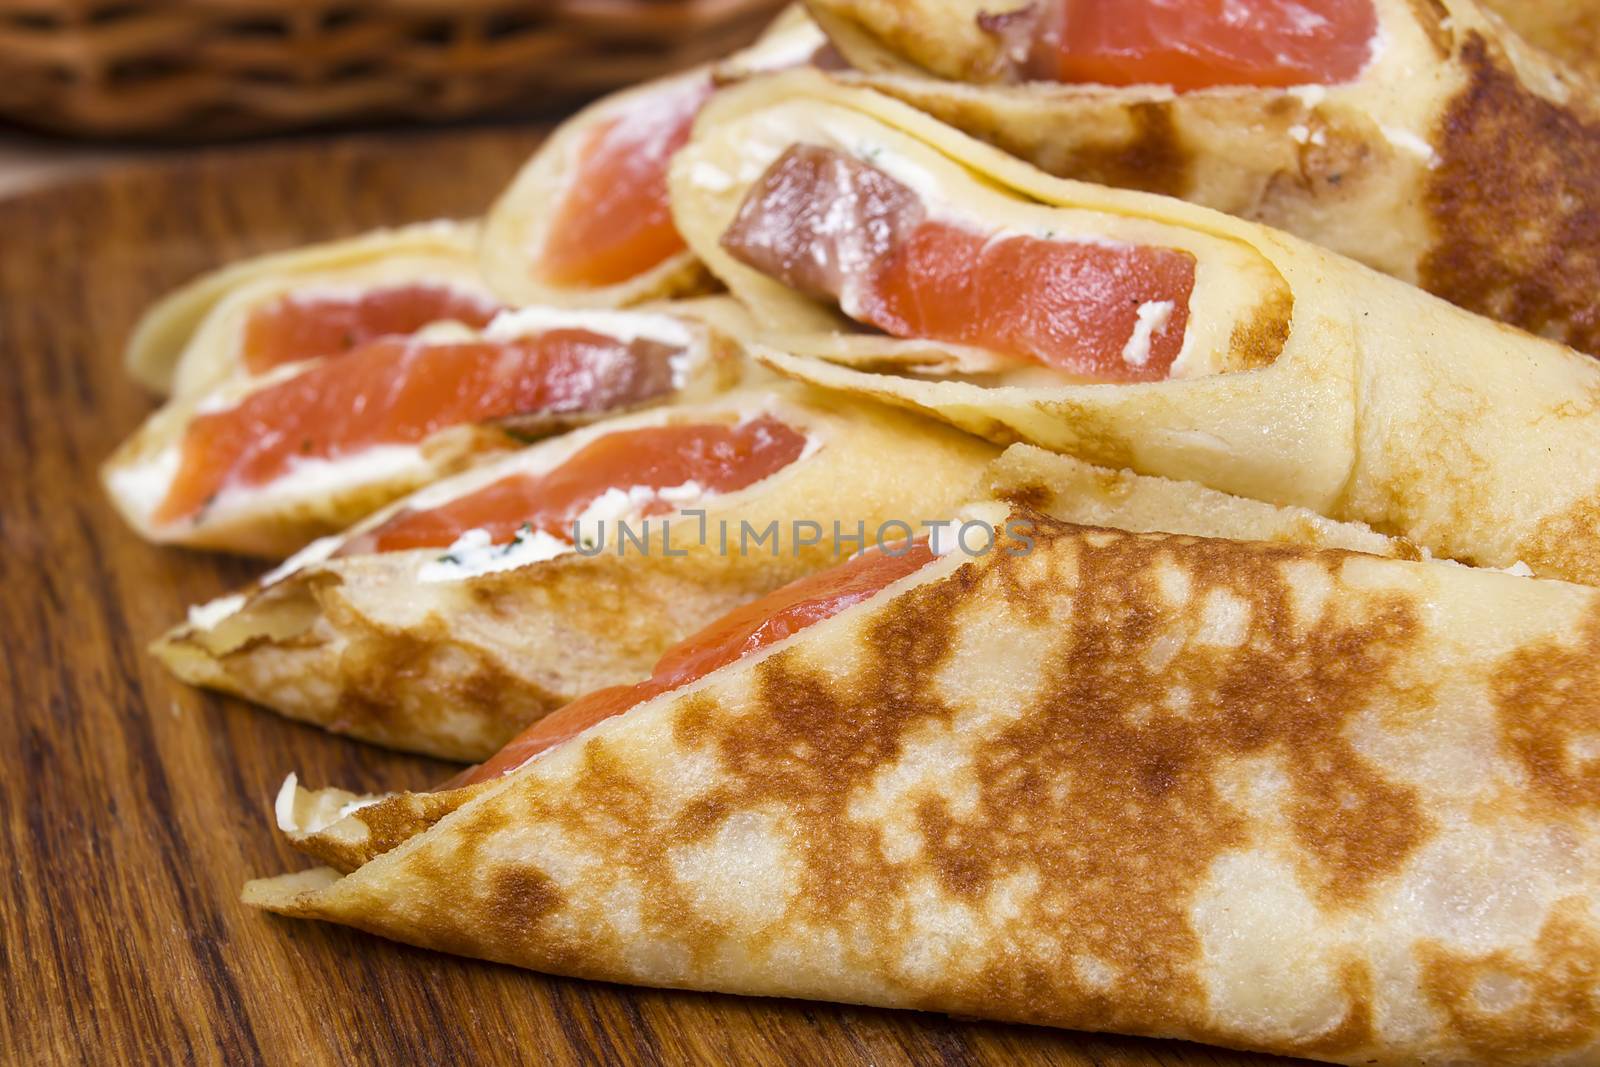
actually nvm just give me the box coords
[125,220,489,396]
[238,451,1412,864]
[1480,0,1600,82]
[801,0,1600,356]
[246,498,1600,1065]
[103,304,740,557]
[154,386,998,759]
[477,7,830,308]
[668,71,1600,588]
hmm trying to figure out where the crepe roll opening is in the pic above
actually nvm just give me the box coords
[128,220,485,396]
[722,141,1199,383]
[334,406,815,575]
[239,388,819,580]
[478,12,832,307]
[105,308,728,555]
[528,13,846,291]
[680,95,1293,387]
[538,76,717,291]
[154,325,681,528]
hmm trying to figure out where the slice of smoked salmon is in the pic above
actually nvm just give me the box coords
[347,415,808,554]
[868,223,1195,379]
[1023,0,1378,92]
[155,330,681,525]
[537,76,715,288]
[241,284,503,374]
[452,539,938,785]
[721,144,1196,383]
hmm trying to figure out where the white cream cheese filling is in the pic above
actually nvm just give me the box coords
[274,772,382,836]
[416,526,573,583]
[414,477,710,582]
[1121,300,1176,368]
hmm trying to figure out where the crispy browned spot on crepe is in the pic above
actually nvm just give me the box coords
[1422,34,1600,358]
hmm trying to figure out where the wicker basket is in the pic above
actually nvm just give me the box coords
[0,0,789,140]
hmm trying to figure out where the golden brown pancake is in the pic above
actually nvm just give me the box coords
[669,72,1600,588]
[248,505,1600,1065]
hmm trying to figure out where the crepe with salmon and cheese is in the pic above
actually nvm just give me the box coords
[800,0,1600,356]
[244,458,1412,862]
[477,8,830,309]
[125,221,490,396]
[245,502,1600,1066]
[104,304,740,558]
[153,386,997,760]
[668,71,1600,588]
[1481,0,1600,82]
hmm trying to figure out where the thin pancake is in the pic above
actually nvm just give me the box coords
[249,509,1600,1065]
[670,71,1600,588]
[154,387,999,759]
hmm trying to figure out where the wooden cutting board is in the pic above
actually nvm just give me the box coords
[0,127,1299,1067]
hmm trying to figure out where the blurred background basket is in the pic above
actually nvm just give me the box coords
[0,0,789,140]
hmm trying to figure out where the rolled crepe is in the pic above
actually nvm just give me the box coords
[1480,0,1600,82]
[125,220,488,396]
[477,7,830,308]
[154,386,998,760]
[247,502,1600,1065]
[669,71,1600,587]
[103,304,740,557]
[801,0,1600,356]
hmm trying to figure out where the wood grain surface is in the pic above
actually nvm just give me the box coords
[0,126,1300,1067]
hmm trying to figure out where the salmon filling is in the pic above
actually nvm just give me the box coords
[719,144,1196,383]
[241,284,504,374]
[155,329,683,524]
[1015,0,1378,91]
[453,539,938,785]
[344,415,808,555]
[537,76,716,288]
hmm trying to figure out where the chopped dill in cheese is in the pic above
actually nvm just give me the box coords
[418,524,570,582]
